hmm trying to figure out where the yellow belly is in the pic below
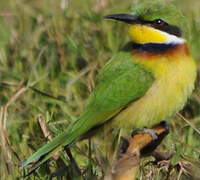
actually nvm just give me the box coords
[112,45,196,129]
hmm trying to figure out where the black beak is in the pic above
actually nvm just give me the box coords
[104,14,140,24]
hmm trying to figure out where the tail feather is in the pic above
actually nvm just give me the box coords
[22,110,99,171]
[25,144,63,175]
[22,130,75,169]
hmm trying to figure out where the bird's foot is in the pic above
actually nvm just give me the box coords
[131,128,158,141]
[116,121,169,158]
[130,121,169,156]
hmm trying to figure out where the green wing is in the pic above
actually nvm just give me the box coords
[83,51,154,123]
[22,51,154,172]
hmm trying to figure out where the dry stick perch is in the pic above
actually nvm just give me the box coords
[37,114,60,161]
[105,121,169,180]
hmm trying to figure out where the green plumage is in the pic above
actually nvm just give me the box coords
[22,51,154,171]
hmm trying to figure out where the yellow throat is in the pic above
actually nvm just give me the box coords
[128,24,185,44]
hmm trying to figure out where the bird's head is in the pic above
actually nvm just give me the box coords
[104,1,189,45]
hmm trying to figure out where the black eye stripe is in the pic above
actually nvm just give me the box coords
[152,23,182,37]
[139,18,182,37]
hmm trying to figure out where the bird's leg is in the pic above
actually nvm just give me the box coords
[116,121,169,158]
[134,121,174,164]
[131,121,169,156]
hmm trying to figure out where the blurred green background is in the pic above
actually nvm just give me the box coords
[0,0,199,179]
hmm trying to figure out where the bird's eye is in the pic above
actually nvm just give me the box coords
[154,19,164,26]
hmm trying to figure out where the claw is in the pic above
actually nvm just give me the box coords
[131,128,158,141]
[157,120,169,133]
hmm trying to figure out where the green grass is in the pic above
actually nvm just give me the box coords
[0,0,200,179]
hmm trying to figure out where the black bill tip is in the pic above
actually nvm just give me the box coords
[104,13,139,24]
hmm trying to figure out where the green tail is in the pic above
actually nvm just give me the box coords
[22,112,95,173]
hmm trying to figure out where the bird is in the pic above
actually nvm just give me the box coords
[22,1,197,173]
